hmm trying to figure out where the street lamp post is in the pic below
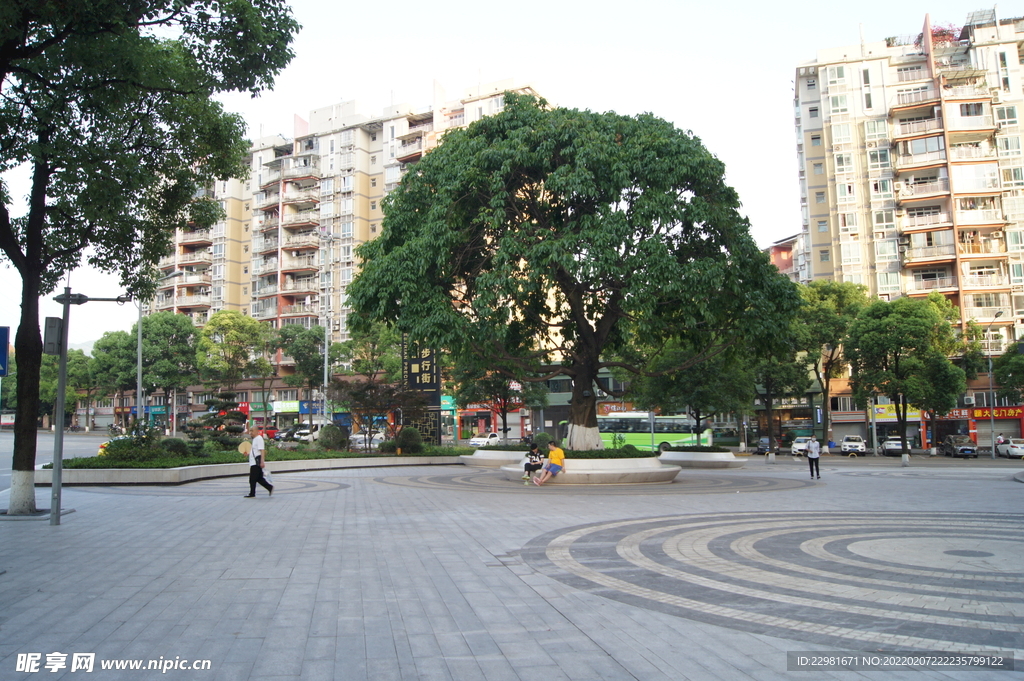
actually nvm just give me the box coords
[987,310,1005,459]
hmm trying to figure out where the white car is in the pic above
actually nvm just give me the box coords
[995,437,1024,458]
[468,432,501,447]
[350,432,386,449]
[790,437,810,455]
[882,436,905,455]
[840,435,866,454]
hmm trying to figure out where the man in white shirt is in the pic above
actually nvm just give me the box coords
[245,425,273,497]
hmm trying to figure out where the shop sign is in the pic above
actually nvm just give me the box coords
[936,408,971,420]
[598,403,637,415]
[273,400,300,413]
[149,406,167,415]
[972,406,1024,419]
[872,404,921,422]
[441,396,455,412]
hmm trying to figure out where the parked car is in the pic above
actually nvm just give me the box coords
[468,432,501,447]
[941,434,978,458]
[275,426,301,442]
[840,435,866,454]
[881,436,905,455]
[790,436,810,455]
[350,431,386,450]
[755,436,774,454]
[995,437,1024,458]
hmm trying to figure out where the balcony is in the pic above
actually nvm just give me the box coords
[897,178,949,200]
[964,306,1012,322]
[187,313,210,327]
[259,193,281,211]
[958,239,1006,255]
[893,89,939,107]
[180,229,213,245]
[281,189,319,206]
[177,273,212,286]
[906,276,957,292]
[179,250,212,265]
[260,169,281,188]
[281,210,319,227]
[255,258,278,275]
[397,137,424,163]
[157,255,176,269]
[177,294,212,308]
[903,212,952,228]
[282,255,318,272]
[281,303,319,316]
[254,285,278,297]
[956,209,1004,225]
[154,296,175,310]
[256,238,279,253]
[283,164,320,180]
[283,233,320,249]
[960,274,1009,288]
[942,85,990,100]
[895,118,942,137]
[253,307,278,320]
[947,115,995,132]
[903,244,956,261]
[950,145,998,160]
[896,150,947,169]
[282,277,319,293]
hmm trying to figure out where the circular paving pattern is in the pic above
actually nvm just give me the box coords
[68,477,348,496]
[372,470,817,495]
[521,511,1024,654]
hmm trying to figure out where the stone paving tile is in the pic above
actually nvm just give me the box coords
[1,463,1022,680]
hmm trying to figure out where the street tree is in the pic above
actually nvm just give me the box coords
[796,280,869,443]
[452,362,549,442]
[752,340,812,453]
[627,341,755,447]
[90,330,137,428]
[329,380,428,447]
[348,94,800,450]
[39,351,88,421]
[0,1,299,513]
[277,324,344,404]
[845,296,964,456]
[137,312,199,426]
[196,311,276,391]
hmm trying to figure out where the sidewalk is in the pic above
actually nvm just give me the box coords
[1,459,1021,680]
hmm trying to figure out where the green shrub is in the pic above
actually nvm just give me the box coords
[160,438,190,456]
[561,447,654,459]
[200,440,225,458]
[396,427,424,453]
[318,424,347,451]
[378,440,397,453]
[478,443,531,451]
[533,432,553,449]
[103,438,159,463]
[622,444,641,457]
[662,445,730,453]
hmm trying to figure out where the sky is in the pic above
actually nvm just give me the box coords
[0,0,992,345]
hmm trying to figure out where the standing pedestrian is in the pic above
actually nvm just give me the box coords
[807,435,821,479]
[522,443,544,483]
[245,425,273,497]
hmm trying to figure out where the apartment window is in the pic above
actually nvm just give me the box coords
[875,240,898,262]
[819,250,830,262]
[279,390,298,401]
[827,65,846,86]
[871,179,893,199]
[843,274,863,285]
[809,107,819,119]
[320,178,333,194]
[212,264,224,279]
[999,52,1010,90]
[815,191,825,204]
[811,135,821,146]
[340,221,353,238]
[837,183,856,203]
[319,202,334,218]
[829,95,849,114]
[877,272,901,293]
[389,125,395,140]
[832,124,852,143]
[329,139,335,153]
[864,119,888,140]
[212,243,225,258]
[371,223,378,234]
[834,153,853,172]
[813,163,823,175]
[370,155,377,164]
[902,136,944,156]
[1011,262,1024,286]
[1007,231,1024,252]
[861,69,870,86]
[817,220,829,232]
[339,198,353,215]
[867,149,891,169]
[370,201,377,211]
[371,177,377,187]
[864,93,873,109]
[959,102,984,117]
[996,106,1018,126]
[873,210,895,230]
[997,137,1021,157]
[838,212,858,232]
[1004,168,1024,188]
[841,242,861,265]
[806,78,816,90]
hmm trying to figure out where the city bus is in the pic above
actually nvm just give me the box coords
[597,412,712,451]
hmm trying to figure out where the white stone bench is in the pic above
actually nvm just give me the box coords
[458,449,527,468]
[658,451,746,469]
[499,457,681,484]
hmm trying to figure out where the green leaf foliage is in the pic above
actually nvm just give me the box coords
[196,311,276,389]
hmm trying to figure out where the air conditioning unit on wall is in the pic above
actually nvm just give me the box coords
[963,396,976,406]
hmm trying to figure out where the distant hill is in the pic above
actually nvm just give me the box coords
[69,340,95,356]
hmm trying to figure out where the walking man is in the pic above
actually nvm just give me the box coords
[807,435,821,480]
[245,425,273,497]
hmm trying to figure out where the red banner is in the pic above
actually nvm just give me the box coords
[972,406,1024,419]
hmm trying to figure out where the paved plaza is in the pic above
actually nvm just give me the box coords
[1,456,1022,680]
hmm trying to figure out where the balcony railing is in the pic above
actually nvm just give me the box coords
[253,307,278,320]
[963,306,1011,321]
[900,179,949,196]
[283,164,320,180]
[255,259,278,274]
[950,146,998,160]
[284,233,321,249]
[177,294,212,306]
[281,189,319,204]
[254,285,278,296]
[948,115,995,131]
[258,193,280,210]
[179,251,212,264]
[907,276,957,291]
[256,239,279,252]
[896,150,947,167]
[281,303,319,315]
[180,229,212,243]
[904,244,956,260]
[960,274,1009,287]
[981,339,1009,354]
[154,297,175,309]
[895,89,938,106]
[958,240,1006,255]
[896,118,942,136]
[282,255,318,270]
[282,210,319,226]
[904,212,951,227]
[157,255,176,268]
[282,278,319,292]
[956,209,1004,225]
[943,85,990,99]
[177,274,212,286]
[188,314,209,327]
[261,170,281,186]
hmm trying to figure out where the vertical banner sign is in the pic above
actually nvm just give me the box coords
[402,335,442,444]
[0,326,8,377]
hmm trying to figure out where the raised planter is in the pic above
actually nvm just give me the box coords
[34,456,462,486]
[658,451,746,469]
[499,457,681,484]
[458,449,526,468]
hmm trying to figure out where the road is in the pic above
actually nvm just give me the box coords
[0,430,102,495]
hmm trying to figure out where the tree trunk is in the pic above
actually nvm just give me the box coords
[10,277,42,514]
[566,365,603,450]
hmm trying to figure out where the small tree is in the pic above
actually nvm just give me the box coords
[196,311,276,390]
[453,361,548,443]
[752,344,812,452]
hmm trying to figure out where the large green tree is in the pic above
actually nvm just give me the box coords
[348,94,799,450]
[845,296,964,456]
[90,330,137,428]
[0,1,298,513]
[796,280,868,443]
[752,340,812,453]
[196,311,275,391]
[277,324,344,404]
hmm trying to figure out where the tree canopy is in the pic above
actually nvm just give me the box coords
[0,0,298,514]
[348,94,800,449]
[196,311,275,390]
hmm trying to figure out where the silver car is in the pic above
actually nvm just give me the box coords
[840,435,866,454]
[790,437,811,455]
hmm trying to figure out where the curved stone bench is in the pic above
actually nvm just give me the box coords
[659,451,746,469]
[458,449,527,468]
[499,457,681,484]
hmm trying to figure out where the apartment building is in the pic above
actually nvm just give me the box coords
[795,10,1024,354]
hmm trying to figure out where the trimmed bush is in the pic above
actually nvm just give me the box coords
[478,443,531,451]
[160,438,190,456]
[662,445,730,453]
[102,438,159,463]
[533,432,553,449]
[318,424,347,451]
[396,427,424,454]
[378,440,397,453]
[561,447,655,459]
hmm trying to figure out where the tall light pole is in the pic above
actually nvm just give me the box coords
[987,309,1004,459]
